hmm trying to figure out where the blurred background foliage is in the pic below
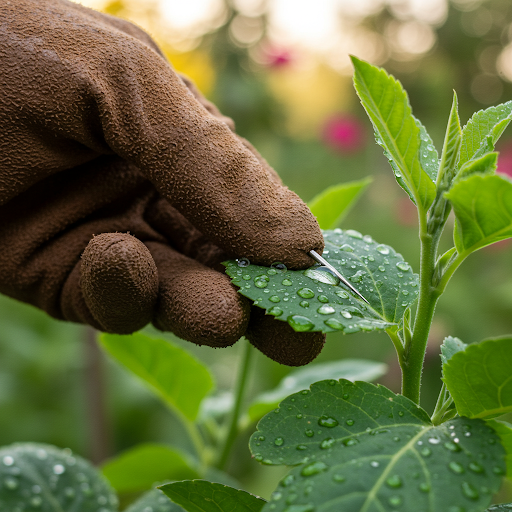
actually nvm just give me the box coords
[2,0,512,504]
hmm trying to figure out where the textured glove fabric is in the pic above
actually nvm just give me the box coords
[0,0,326,365]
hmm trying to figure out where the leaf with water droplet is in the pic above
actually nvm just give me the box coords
[247,360,387,422]
[159,480,265,512]
[0,443,118,511]
[443,336,512,419]
[250,380,504,512]
[225,230,418,334]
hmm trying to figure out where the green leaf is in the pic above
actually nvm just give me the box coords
[225,230,419,334]
[159,480,265,512]
[351,56,436,209]
[125,488,185,512]
[100,333,214,422]
[487,420,512,478]
[102,443,199,495]
[457,152,498,181]
[459,101,512,169]
[437,91,462,190]
[308,177,372,229]
[0,443,118,511]
[248,359,387,422]
[443,336,512,419]
[445,174,512,256]
[440,336,468,366]
[487,505,512,511]
[415,117,439,184]
[250,380,505,512]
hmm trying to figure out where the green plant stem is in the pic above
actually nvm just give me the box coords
[215,340,253,470]
[431,382,455,425]
[401,228,440,404]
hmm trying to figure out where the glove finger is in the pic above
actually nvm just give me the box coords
[245,307,326,367]
[145,241,250,348]
[80,233,159,334]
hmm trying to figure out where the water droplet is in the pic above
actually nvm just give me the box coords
[341,310,352,319]
[275,437,284,446]
[296,445,307,450]
[271,262,287,272]
[376,245,390,255]
[304,268,339,286]
[386,475,403,488]
[4,476,18,490]
[393,436,401,442]
[419,482,431,493]
[281,475,295,487]
[398,411,404,417]
[428,437,441,445]
[288,315,314,332]
[349,270,366,283]
[444,441,461,452]
[305,429,314,437]
[468,462,484,473]
[324,318,344,330]
[255,280,268,289]
[254,455,263,462]
[344,229,362,239]
[301,390,309,395]
[342,393,349,400]
[335,291,349,301]
[318,415,338,428]
[318,304,335,315]
[420,447,432,457]
[300,301,310,308]
[282,279,293,286]
[2,456,14,466]
[493,466,506,475]
[388,495,402,507]
[269,295,281,303]
[396,261,410,271]
[461,481,479,500]
[449,461,465,474]
[320,438,335,449]
[237,258,250,267]
[283,505,314,512]
[268,306,283,317]
[317,295,329,303]
[341,244,354,252]
[286,493,298,505]
[370,461,380,468]
[333,474,346,483]
[271,491,283,501]
[301,461,328,476]
[378,265,386,272]
[298,288,315,299]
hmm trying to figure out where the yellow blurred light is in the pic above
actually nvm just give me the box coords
[497,43,512,83]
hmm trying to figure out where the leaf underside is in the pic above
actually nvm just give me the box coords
[440,336,468,366]
[225,230,419,334]
[250,380,506,512]
[443,337,512,419]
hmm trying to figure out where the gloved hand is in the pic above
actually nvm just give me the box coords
[0,0,325,366]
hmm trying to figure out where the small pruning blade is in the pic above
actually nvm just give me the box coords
[309,250,370,304]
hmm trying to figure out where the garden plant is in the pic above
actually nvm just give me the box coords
[2,56,512,512]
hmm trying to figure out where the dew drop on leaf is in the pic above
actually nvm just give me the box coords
[297,288,315,299]
[370,461,380,468]
[317,295,329,303]
[300,301,310,308]
[346,419,355,426]
[288,316,314,332]
[376,245,390,255]
[281,475,295,487]
[493,466,506,475]
[388,495,402,507]
[301,461,328,477]
[419,482,431,493]
[282,279,293,286]
[305,429,314,437]
[296,445,307,451]
[461,481,479,500]
[335,290,349,299]
[428,438,441,445]
[303,268,339,286]
[449,461,465,474]
[317,305,335,315]
[318,415,339,428]
[396,261,410,271]
[274,437,284,446]
[237,258,250,267]
[420,447,432,457]
[444,442,461,452]
[341,244,354,252]
[341,311,352,319]
[269,295,281,303]
[345,229,363,239]
[468,462,484,473]
[320,438,335,449]
[269,307,283,317]
[332,474,346,483]
[386,475,403,488]
[324,318,344,330]
[271,262,287,272]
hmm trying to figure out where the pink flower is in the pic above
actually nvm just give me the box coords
[261,47,293,68]
[497,141,512,178]
[322,115,366,154]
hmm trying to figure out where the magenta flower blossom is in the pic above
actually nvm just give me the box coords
[322,115,366,154]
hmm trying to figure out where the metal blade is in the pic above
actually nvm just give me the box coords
[309,250,370,304]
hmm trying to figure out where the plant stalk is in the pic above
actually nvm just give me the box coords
[215,339,253,470]
[401,227,440,404]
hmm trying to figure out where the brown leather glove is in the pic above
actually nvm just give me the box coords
[0,0,325,365]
